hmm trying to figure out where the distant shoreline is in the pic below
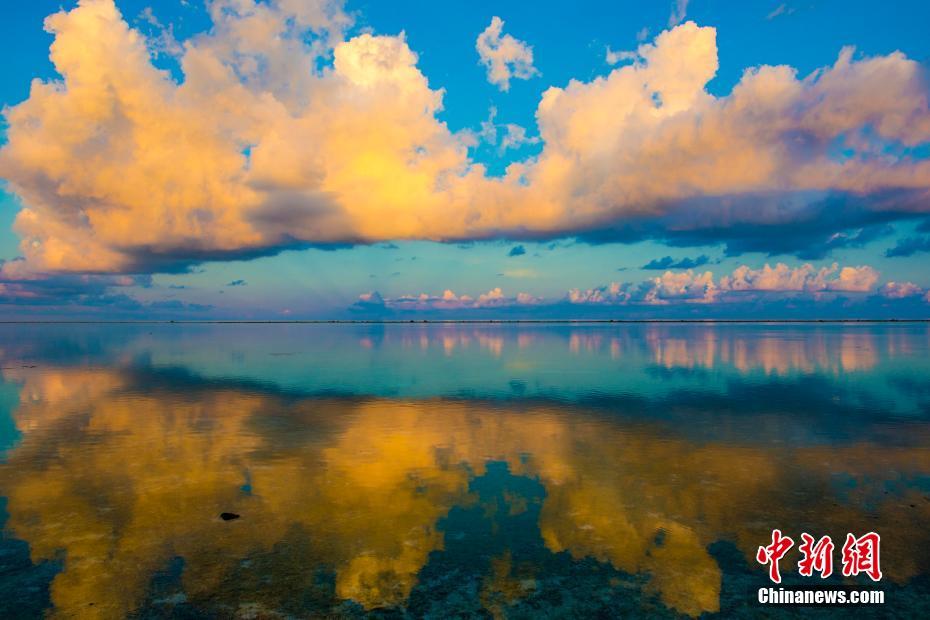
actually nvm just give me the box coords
[0,319,928,325]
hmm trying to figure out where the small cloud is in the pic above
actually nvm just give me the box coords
[499,123,539,151]
[669,0,689,26]
[606,46,637,65]
[642,255,710,270]
[227,279,247,287]
[508,245,526,257]
[475,16,539,91]
[881,281,923,299]
[350,291,388,314]
[479,106,498,144]
[379,242,399,249]
[766,3,795,20]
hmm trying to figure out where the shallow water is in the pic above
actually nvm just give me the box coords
[0,323,928,618]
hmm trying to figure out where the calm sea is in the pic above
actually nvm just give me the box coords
[0,323,928,618]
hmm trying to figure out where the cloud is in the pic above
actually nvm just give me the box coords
[605,46,637,66]
[475,16,539,91]
[0,258,210,315]
[719,263,879,293]
[342,260,923,318]
[499,123,539,151]
[349,290,387,313]
[642,255,710,270]
[507,245,526,257]
[136,7,182,58]
[669,0,690,26]
[766,3,795,20]
[1,3,929,281]
[568,282,632,305]
[469,106,537,152]
[568,262,881,307]
[354,287,540,313]
[644,270,717,304]
[885,235,930,257]
[881,281,923,298]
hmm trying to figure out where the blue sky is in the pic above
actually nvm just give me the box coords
[1,0,930,319]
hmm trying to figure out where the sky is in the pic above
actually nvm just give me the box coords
[0,0,929,320]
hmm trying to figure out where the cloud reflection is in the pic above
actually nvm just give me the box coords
[1,363,930,617]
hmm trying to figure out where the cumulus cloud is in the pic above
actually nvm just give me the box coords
[645,270,717,304]
[719,263,880,293]
[475,16,539,91]
[1,3,930,279]
[568,282,632,305]
[569,262,881,307]
[346,261,921,316]
[881,281,923,298]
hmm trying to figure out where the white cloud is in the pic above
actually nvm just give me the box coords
[475,16,539,91]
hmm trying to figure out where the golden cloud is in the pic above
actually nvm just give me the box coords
[1,1,929,276]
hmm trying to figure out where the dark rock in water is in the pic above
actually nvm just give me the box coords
[219,512,240,521]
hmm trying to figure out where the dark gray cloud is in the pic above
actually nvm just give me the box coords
[575,190,915,259]
[886,235,930,257]
[642,255,710,270]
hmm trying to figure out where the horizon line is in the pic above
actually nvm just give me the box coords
[0,319,928,325]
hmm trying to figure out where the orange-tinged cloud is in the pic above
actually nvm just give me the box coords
[1,2,930,276]
[3,363,930,616]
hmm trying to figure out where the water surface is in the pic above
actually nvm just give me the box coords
[0,323,928,618]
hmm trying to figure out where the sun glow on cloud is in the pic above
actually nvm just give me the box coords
[0,0,929,285]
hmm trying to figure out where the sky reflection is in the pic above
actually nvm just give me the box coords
[0,324,928,617]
